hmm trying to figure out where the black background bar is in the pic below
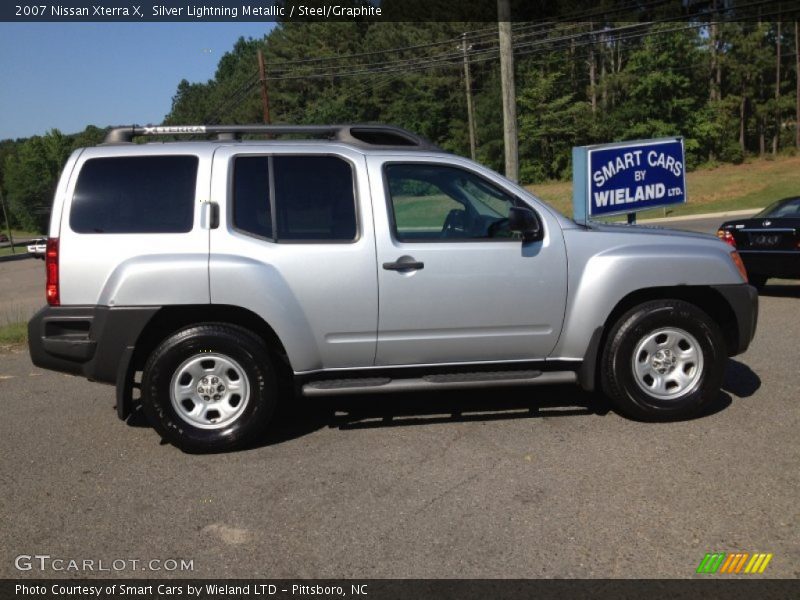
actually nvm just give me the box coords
[2,579,798,600]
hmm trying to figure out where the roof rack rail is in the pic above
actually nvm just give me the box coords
[103,124,440,150]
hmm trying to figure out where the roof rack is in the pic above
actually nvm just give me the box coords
[103,124,440,150]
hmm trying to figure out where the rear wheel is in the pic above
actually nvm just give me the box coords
[601,300,726,421]
[141,324,278,452]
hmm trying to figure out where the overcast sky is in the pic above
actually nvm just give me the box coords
[0,22,276,140]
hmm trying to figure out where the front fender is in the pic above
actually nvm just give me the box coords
[552,232,744,362]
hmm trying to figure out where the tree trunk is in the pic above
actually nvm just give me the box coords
[570,37,576,95]
[796,21,799,149]
[600,33,607,110]
[716,33,722,99]
[612,38,621,108]
[773,20,782,155]
[589,26,597,115]
[710,0,718,101]
[740,86,747,152]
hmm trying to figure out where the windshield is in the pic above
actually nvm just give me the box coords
[460,177,511,217]
[757,197,800,218]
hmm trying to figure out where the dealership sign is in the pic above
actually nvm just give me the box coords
[572,138,686,223]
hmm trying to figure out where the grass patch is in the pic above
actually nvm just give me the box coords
[393,194,461,227]
[0,229,40,257]
[528,154,800,219]
[0,245,28,257]
[0,322,27,344]
[1,228,40,239]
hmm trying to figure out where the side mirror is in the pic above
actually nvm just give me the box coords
[508,207,543,242]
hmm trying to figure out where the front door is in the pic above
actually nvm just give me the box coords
[369,158,568,366]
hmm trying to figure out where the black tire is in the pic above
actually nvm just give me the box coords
[601,299,726,421]
[748,275,768,290]
[141,323,278,452]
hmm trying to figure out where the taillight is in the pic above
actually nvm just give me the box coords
[46,237,59,306]
[717,229,736,248]
[730,250,748,283]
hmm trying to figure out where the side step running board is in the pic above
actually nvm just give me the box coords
[301,370,577,397]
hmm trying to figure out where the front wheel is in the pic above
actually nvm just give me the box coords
[601,300,726,421]
[141,324,278,452]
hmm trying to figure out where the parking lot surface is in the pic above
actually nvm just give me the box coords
[1,220,798,579]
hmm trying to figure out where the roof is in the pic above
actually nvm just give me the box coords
[103,124,443,152]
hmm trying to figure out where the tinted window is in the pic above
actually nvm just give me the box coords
[233,156,272,238]
[273,156,356,241]
[760,197,800,218]
[70,156,197,234]
[385,164,518,241]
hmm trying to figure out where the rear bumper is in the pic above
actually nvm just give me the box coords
[710,283,758,355]
[739,251,800,279]
[28,305,158,384]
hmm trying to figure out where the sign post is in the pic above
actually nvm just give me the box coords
[572,138,686,225]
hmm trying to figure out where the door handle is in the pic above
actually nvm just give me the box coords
[383,256,424,271]
[201,201,220,229]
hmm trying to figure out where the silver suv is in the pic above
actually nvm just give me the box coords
[28,124,758,452]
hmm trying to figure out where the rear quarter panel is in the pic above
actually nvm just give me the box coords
[56,144,213,307]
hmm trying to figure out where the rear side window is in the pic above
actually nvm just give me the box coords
[70,156,198,234]
[274,156,356,241]
[233,156,272,238]
[231,155,356,242]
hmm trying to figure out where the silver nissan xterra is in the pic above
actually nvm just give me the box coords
[28,124,758,452]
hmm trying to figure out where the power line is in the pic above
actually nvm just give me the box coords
[260,0,677,72]
[265,0,781,76]
[265,4,789,84]
[197,0,791,124]
[261,23,663,81]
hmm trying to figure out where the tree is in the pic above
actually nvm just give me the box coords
[518,70,593,181]
[3,130,73,232]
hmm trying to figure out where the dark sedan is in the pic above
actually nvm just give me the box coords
[718,197,800,288]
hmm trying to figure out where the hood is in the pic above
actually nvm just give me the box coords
[586,221,719,243]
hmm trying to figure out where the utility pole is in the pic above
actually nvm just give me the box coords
[461,33,477,161]
[497,0,518,182]
[257,49,271,125]
[0,187,15,254]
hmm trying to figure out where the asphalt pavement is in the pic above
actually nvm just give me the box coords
[1,215,797,580]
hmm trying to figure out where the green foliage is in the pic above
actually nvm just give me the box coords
[518,70,593,182]
[162,19,797,183]
[719,143,745,165]
[3,18,799,232]
[3,130,73,231]
[0,125,108,232]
